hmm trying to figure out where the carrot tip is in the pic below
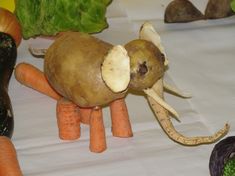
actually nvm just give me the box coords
[112,128,133,138]
[89,145,107,153]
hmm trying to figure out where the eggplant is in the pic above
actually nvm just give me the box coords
[0,32,17,138]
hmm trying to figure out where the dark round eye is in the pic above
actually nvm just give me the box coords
[138,61,148,76]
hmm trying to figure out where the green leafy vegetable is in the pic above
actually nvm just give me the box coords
[223,158,235,176]
[15,0,112,39]
[231,0,235,12]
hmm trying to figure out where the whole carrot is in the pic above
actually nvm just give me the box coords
[56,98,81,140]
[89,107,107,153]
[14,62,62,100]
[0,136,23,176]
[109,98,133,138]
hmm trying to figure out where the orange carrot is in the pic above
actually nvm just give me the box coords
[14,62,62,100]
[89,107,107,153]
[109,98,133,138]
[0,136,23,176]
[79,107,92,125]
[56,98,81,140]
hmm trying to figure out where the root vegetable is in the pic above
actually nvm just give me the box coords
[101,45,130,93]
[0,136,23,176]
[124,39,165,91]
[139,22,168,66]
[163,81,192,98]
[205,0,235,19]
[89,107,107,153]
[147,78,229,145]
[0,8,22,47]
[164,0,204,23]
[44,32,127,107]
[14,62,62,100]
[56,98,81,140]
[110,98,133,138]
[79,107,92,125]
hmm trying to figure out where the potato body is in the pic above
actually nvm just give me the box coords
[44,32,126,107]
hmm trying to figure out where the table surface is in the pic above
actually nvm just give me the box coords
[10,0,235,175]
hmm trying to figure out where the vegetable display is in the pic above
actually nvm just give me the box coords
[0,7,22,47]
[209,136,235,176]
[15,0,112,39]
[0,32,17,138]
[15,22,229,153]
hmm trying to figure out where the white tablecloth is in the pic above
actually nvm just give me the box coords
[9,0,235,175]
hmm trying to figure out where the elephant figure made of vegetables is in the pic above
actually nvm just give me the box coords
[15,22,229,153]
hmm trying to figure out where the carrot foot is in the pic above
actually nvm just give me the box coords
[110,98,133,138]
[56,98,81,140]
[79,107,92,125]
[89,107,107,153]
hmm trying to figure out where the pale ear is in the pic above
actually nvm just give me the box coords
[139,22,169,66]
[101,45,130,93]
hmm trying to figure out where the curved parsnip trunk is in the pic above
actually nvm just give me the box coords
[147,78,229,146]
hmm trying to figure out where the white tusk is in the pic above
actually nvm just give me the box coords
[139,22,169,66]
[28,45,47,57]
[163,81,192,98]
[144,88,180,121]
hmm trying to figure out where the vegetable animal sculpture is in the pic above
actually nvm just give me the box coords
[15,22,229,153]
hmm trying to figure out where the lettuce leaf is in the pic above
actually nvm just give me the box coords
[15,0,112,39]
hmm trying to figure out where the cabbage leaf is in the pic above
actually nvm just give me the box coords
[15,0,112,39]
[232,0,235,12]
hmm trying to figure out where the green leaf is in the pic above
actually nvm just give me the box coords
[15,0,112,39]
[223,158,235,176]
[231,0,235,12]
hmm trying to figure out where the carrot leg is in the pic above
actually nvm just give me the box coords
[89,107,107,153]
[0,136,23,176]
[79,107,92,125]
[14,62,62,100]
[56,98,81,140]
[110,98,133,138]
